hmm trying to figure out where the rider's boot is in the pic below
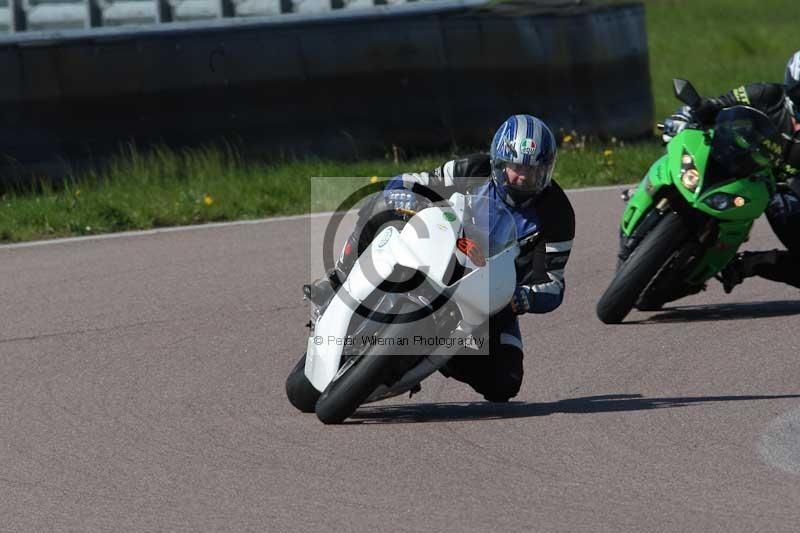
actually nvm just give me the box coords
[719,249,781,294]
[303,267,346,307]
[303,234,359,307]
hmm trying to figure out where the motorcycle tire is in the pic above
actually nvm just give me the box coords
[315,300,423,424]
[285,353,321,413]
[596,211,688,324]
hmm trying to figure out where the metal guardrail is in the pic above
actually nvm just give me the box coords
[0,0,416,32]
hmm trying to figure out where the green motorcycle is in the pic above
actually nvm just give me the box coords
[596,79,783,324]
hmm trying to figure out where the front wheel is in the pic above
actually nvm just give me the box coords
[314,300,425,424]
[315,352,397,424]
[596,211,688,324]
[285,353,321,413]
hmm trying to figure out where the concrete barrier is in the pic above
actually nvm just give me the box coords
[0,0,652,181]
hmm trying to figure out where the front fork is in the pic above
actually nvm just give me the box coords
[618,197,673,264]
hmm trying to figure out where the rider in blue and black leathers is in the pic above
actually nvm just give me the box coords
[305,115,575,402]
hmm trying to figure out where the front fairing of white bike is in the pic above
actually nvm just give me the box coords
[304,224,404,392]
[305,199,519,393]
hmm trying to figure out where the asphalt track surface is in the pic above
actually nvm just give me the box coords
[2,187,800,531]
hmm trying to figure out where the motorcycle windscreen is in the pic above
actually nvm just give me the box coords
[708,106,781,186]
[460,194,518,259]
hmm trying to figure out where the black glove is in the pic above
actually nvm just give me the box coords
[662,105,694,143]
[510,285,534,315]
[692,97,723,125]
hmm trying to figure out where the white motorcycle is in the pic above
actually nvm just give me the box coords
[286,193,520,424]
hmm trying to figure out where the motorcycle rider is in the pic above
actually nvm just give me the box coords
[660,51,800,292]
[304,114,575,402]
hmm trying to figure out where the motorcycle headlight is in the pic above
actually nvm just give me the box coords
[680,151,700,191]
[704,193,748,211]
[681,169,700,190]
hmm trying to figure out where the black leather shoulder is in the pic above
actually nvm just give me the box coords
[533,181,576,242]
[450,153,492,178]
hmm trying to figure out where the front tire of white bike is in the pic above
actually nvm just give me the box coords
[314,300,425,424]
[315,351,396,424]
[286,353,321,413]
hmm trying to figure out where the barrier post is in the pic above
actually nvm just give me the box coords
[86,0,103,27]
[219,0,235,17]
[156,0,174,22]
[10,0,27,32]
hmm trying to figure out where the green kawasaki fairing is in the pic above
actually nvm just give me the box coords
[620,128,771,286]
[596,80,781,324]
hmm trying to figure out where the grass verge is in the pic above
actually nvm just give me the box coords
[0,0,795,243]
[644,0,798,121]
[0,140,661,243]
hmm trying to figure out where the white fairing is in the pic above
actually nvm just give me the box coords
[450,246,518,326]
[305,193,520,395]
[391,205,459,284]
[305,225,401,391]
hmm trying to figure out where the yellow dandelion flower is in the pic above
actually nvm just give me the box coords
[74,189,81,197]
[370,176,379,184]
[563,135,573,143]
[603,149,614,157]
[203,194,214,206]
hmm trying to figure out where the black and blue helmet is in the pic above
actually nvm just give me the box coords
[490,114,557,205]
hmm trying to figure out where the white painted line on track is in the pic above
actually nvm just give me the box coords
[566,183,635,193]
[0,183,635,250]
[0,211,339,250]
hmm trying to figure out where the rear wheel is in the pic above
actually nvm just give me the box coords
[596,211,688,324]
[285,353,321,413]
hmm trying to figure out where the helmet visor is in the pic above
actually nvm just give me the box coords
[500,161,553,194]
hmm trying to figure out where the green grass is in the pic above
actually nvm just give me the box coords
[644,0,798,120]
[0,0,795,243]
[0,140,661,242]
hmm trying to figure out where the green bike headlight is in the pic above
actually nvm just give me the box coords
[680,150,700,191]
[704,192,748,211]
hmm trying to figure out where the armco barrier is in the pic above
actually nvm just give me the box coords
[0,0,424,34]
[0,0,652,180]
